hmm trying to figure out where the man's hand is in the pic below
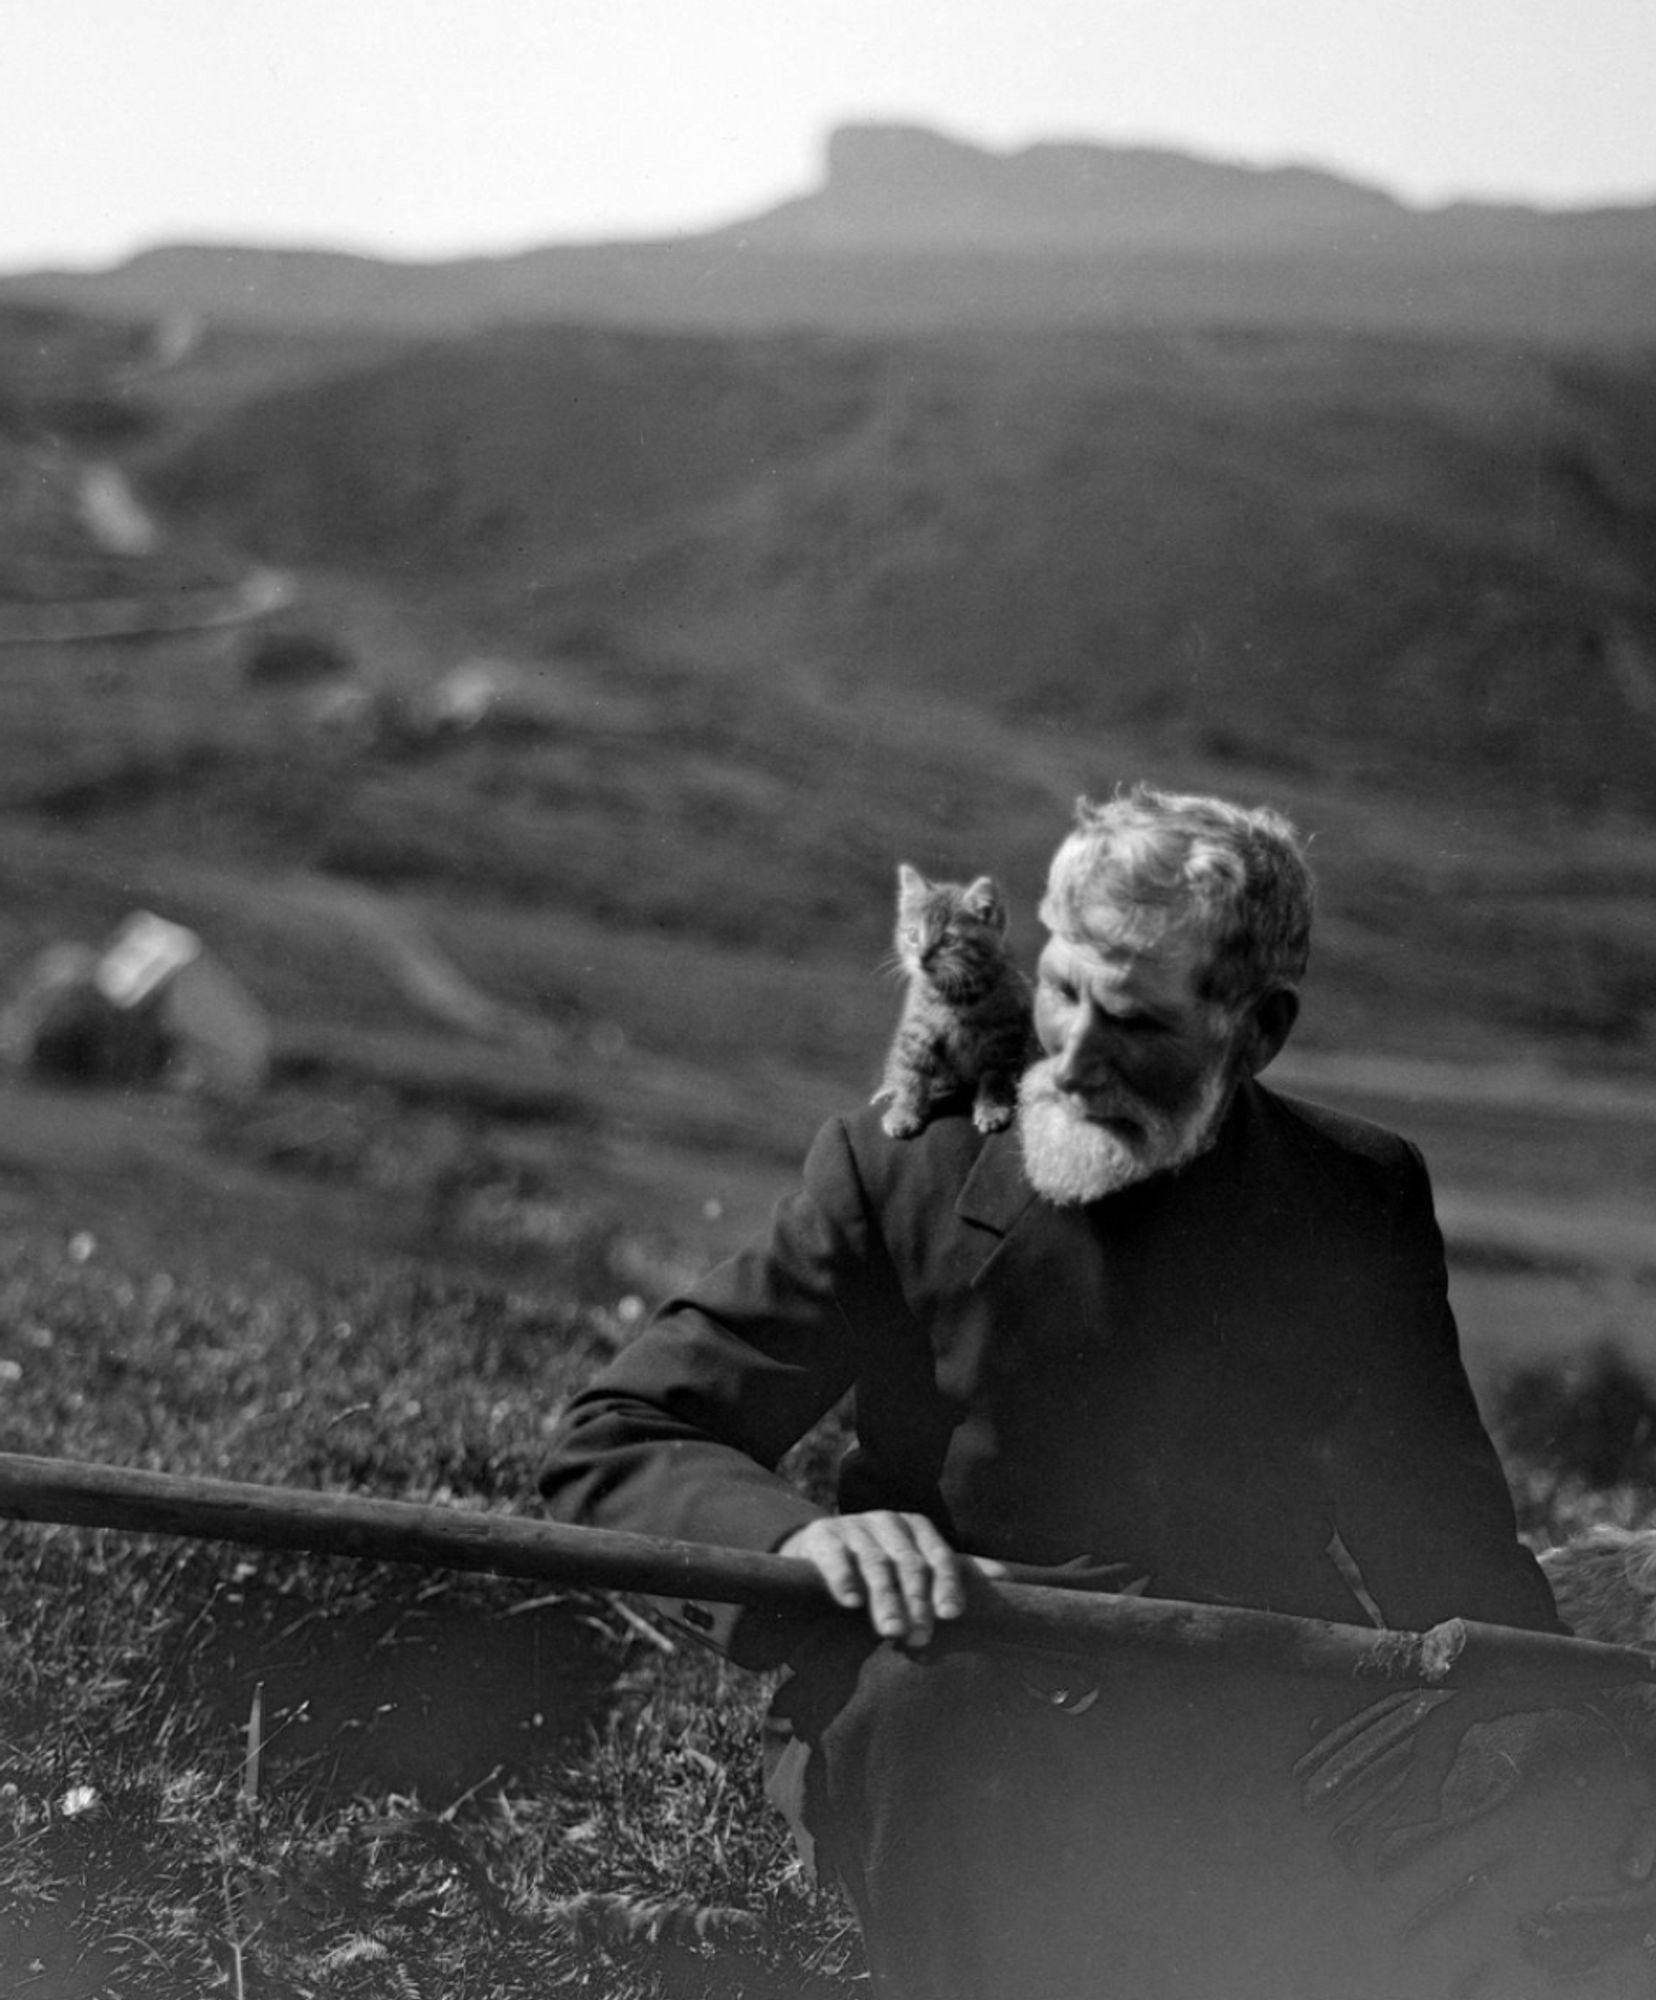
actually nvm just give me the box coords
[778,1511,1003,1648]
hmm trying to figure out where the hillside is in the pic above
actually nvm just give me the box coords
[3,236,1656,1998]
[145,320,1656,814]
[0,304,316,627]
[0,295,1653,1379]
[4,124,1656,345]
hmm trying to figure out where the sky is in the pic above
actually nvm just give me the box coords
[6,0,1656,271]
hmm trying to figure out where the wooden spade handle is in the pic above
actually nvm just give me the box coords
[0,1450,1648,1695]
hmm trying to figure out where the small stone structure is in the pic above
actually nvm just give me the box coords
[1,911,270,1097]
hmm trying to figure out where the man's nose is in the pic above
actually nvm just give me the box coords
[1053,999,1111,1091]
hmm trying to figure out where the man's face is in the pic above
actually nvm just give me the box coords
[1019,919,1241,1203]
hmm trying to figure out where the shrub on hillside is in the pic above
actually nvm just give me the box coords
[1488,1342,1656,1541]
[244,626,354,685]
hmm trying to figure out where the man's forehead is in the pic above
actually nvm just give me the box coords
[1040,922,1206,989]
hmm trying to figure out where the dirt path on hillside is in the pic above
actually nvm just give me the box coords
[262,878,557,1051]
[0,563,294,646]
[131,855,554,1052]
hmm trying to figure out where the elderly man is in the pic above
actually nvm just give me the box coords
[540,786,1561,1997]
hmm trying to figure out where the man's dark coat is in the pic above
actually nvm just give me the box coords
[540,1078,1559,1650]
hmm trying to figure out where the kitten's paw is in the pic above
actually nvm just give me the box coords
[881,1106,926,1139]
[973,1100,1016,1134]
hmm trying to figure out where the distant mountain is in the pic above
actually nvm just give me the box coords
[722,122,1409,250]
[3,124,1655,345]
[731,123,1656,256]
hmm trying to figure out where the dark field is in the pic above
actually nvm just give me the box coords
[3,298,1656,1994]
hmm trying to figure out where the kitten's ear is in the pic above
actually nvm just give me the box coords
[961,875,1006,924]
[897,863,929,901]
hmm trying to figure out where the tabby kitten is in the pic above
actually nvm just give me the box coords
[874,864,1035,1139]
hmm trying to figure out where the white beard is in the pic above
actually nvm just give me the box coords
[1016,1055,1233,1206]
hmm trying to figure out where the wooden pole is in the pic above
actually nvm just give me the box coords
[0,1450,1650,1697]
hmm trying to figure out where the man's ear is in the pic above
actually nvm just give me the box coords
[1236,987,1299,1078]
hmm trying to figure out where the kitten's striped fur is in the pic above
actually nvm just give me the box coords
[874,864,1035,1140]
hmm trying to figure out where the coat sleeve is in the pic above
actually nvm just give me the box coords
[537,1117,881,1661]
[1321,1141,1564,1636]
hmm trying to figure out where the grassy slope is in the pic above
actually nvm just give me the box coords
[0,1144,859,1997]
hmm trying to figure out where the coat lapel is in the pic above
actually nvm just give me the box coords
[950,1125,1095,1292]
[954,1126,1037,1237]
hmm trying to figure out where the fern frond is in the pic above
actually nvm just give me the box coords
[547,1888,766,1951]
[314,1932,391,1973]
